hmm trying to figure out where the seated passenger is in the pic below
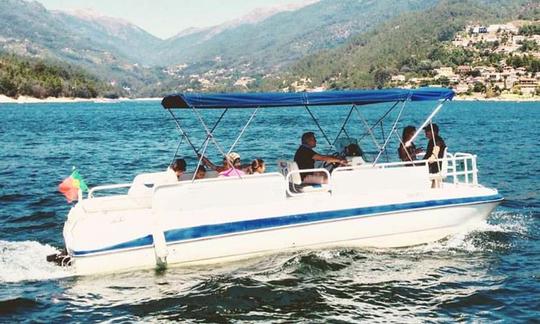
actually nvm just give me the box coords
[170,158,186,180]
[194,165,206,180]
[398,125,423,164]
[294,132,346,184]
[343,143,363,157]
[219,152,246,177]
[249,158,266,174]
[199,154,228,173]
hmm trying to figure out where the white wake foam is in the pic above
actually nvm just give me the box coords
[404,210,530,254]
[0,240,73,283]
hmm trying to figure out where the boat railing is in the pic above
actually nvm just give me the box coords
[450,152,478,185]
[332,152,479,186]
[87,183,132,199]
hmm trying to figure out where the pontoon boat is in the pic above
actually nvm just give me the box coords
[53,88,503,275]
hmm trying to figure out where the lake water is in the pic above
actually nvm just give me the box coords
[0,100,538,322]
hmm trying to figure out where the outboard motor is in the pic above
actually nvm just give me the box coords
[46,249,72,267]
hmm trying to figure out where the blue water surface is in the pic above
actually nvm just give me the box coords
[0,100,538,322]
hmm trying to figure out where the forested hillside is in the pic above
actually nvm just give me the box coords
[0,53,118,98]
[159,0,438,69]
[276,0,537,90]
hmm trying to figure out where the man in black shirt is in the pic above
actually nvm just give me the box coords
[294,132,346,182]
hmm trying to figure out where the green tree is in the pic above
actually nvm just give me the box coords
[373,69,391,89]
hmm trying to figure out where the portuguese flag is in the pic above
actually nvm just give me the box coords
[58,168,88,203]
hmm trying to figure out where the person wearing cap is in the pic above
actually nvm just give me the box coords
[422,123,446,174]
[219,152,246,177]
[294,132,347,183]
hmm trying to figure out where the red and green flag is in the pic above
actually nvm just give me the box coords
[58,168,88,203]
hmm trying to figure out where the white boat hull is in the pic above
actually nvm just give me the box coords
[71,195,501,275]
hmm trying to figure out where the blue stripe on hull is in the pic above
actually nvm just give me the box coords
[73,235,154,256]
[73,194,503,257]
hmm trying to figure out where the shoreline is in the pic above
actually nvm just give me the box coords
[0,95,161,104]
[454,95,540,102]
[1,94,539,104]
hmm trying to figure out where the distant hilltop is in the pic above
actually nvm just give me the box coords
[386,21,540,99]
[0,0,539,100]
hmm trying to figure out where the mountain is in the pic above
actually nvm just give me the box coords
[0,0,167,96]
[279,0,536,90]
[54,9,161,64]
[0,52,115,98]
[2,0,534,98]
[157,0,439,71]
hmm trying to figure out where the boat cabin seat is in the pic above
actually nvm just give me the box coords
[128,170,177,199]
[347,156,366,166]
[277,160,328,194]
[178,170,219,181]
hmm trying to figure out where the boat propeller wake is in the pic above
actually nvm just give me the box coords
[0,240,73,283]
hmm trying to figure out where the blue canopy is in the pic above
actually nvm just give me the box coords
[161,88,454,109]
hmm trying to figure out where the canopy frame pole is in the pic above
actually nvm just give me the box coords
[373,97,409,165]
[304,105,335,151]
[197,108,228,153]
[227,107,260,155]
[332,104,355,147]
[191,136,211,183]
[167,109,198,155]
[354,107,382,151]
[356,101,399,142]
[170,135,185,166]
[189,106,239,177]
[380,121,389,162]
[406,100,447,147]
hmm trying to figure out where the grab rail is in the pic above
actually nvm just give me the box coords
[333,152,479,186]
[88,183,132,199]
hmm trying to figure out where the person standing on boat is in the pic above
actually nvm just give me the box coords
[423,123,446,173]
[294,132,346,183]
[398,125,423,163]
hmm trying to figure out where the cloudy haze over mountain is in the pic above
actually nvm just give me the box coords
[34,0,319,39]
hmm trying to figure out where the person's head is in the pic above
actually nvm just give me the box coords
[195,165,206,179]
[402,125,416,142]
[251,158,265,174]
[344,143,363,157]
[423,123,440,139]
[171,158,186,178]
[301,132,317,148]
[226,152,241,168]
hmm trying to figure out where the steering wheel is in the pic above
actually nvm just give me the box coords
[321,152,343,172]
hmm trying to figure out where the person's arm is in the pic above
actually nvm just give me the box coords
[198,154,218,171]
[422,140,434,161]
[398,145,409,162]
[313,154,347,165]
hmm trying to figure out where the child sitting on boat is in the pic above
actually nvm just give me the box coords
[218,152,246,177]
